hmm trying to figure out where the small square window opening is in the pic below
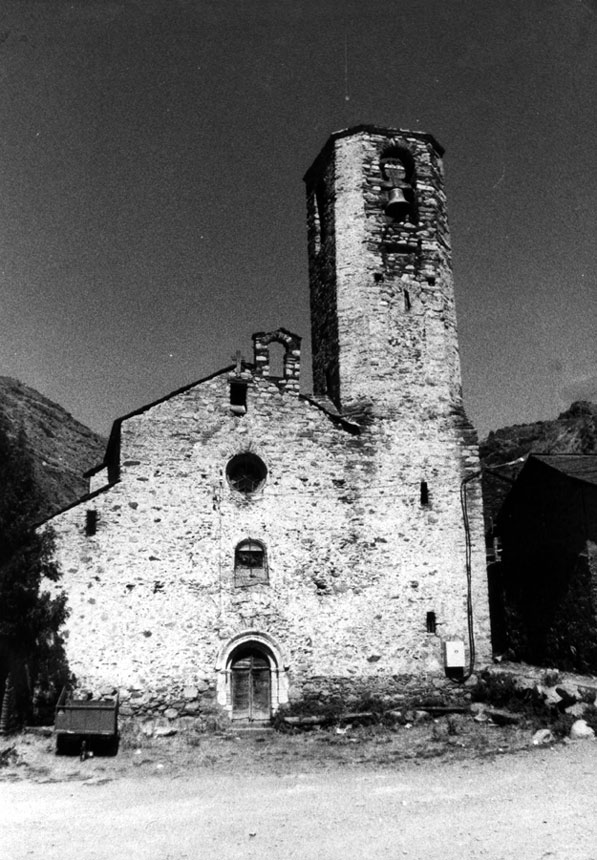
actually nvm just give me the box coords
[230,382,247,415]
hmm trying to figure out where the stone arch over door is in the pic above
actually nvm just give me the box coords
[216,631,289,722]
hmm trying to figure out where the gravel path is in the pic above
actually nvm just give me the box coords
[2,740,597,859]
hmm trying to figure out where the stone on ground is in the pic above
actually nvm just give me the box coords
[569,719,595,740]
[532,729,555,745]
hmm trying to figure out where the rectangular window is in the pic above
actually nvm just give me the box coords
[235,541,268,587]
[230,382,247,415]
[85,509,98,536]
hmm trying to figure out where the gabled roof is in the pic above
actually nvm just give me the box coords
[89,360,363,485]
[496,453,597,531]
[111,364,238,427]
[531,454,597,487]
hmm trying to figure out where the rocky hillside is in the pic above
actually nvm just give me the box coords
[0,377,106,522]
[480,401,597,530]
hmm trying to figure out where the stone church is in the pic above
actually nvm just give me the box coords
[45,125,491,726]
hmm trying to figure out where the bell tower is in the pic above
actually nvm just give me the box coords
[304,125,463,422]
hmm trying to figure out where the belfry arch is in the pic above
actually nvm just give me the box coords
[251,329,301,394]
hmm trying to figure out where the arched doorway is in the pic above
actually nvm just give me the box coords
[230,644,271,723]
[216,631,289,723]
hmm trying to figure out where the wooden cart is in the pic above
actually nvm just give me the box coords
[54,688,119,758]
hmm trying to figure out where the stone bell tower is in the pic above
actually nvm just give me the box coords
[304,125,463,422]
[303,125,492,674]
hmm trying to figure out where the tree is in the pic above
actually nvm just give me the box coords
[0,414,70,727]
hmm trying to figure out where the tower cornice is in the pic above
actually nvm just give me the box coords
[303,125,444,184]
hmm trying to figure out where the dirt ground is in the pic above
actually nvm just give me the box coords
[2,720,597,859]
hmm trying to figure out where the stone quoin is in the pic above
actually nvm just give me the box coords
[43,126,491,728]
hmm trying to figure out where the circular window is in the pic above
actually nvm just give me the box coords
[226,453,267,494]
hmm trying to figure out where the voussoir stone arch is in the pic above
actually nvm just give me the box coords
[215,630,289,717]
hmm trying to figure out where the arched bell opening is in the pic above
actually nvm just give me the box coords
[251,329,302,394]
[380,144,417,223]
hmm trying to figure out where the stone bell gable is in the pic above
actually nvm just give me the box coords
[45,126,491,728]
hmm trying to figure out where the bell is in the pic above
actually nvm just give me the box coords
[385,186,410,220]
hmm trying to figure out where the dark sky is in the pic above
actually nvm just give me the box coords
[1,0,596,438]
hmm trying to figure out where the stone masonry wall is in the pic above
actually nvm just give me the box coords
[47,362,489,728]
[301,125,490,686]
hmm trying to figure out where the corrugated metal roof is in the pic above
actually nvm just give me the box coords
[532,454,597,487]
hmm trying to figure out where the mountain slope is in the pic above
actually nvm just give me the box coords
[0,377,106,521]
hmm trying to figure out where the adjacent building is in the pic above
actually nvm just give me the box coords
[494,453,597,672]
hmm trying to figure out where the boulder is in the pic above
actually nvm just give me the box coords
[555,683,580,709]
[512,675,536,693]
[538,686,563,708]
[578,686,597,704]
[99,686,117,698]
[532,729,555,745]
[387,710,405,724]
[154,726,178,738]
[569,719,595,740]
[565,702,588,718]
[413,710,431,724]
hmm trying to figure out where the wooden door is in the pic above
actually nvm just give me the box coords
[231,648,271,722]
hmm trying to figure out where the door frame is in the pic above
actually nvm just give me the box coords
[216,631,289,721]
